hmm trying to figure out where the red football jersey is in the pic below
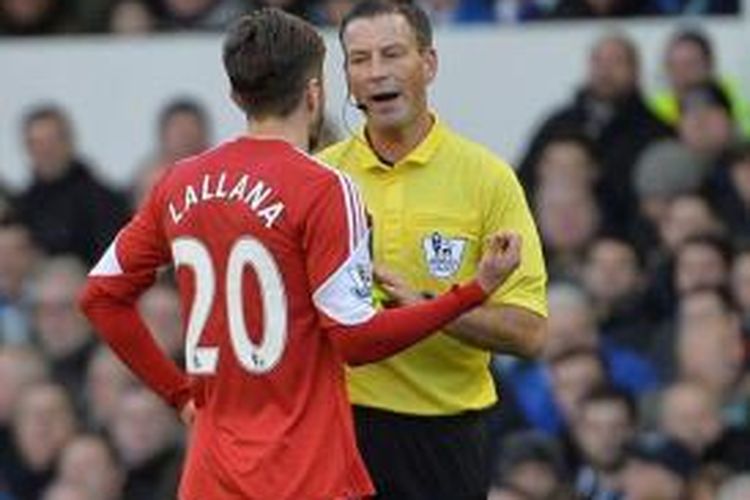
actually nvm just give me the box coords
[87,137,376,499]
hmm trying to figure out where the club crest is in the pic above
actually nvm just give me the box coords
[347,262,373,301]
[422,232,466,278]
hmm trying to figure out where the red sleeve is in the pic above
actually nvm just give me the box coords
[79,181,191,410]
[329,282,487,366]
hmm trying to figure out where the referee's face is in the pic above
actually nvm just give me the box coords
[342,13,436,134]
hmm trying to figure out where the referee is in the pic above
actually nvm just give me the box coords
[319,1,548,499]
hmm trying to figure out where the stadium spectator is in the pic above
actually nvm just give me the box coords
[0,382,78,500]
[30,256,97,417]
[678,81,738,167]
[631,139,707,257]
[519,34,672,234]
[0,216,37,345]
[581,236,650,352]
[0,346,49,450]
[494,431,571,500]
[108,0,158,35]
[573,387,636,499]
[658,380,750,471]
[109,388,182,500]
[56,434,125,500]
[621,432,697,500]
[535,182,600,280]
[674,287,747,425]
[0,0,75,35]
[131,98,212,208]
[83,346,137,431]
[674,234,732,295]
[649,29,750,134]
[14,105,130,264]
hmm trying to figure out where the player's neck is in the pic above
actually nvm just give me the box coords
[365,111,434,166]
[246,115,309,152]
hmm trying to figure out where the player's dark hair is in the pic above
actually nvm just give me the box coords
[339,0,433,52]
[223,8,325,119]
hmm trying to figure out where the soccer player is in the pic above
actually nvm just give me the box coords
[79,9,521,500]
[319,1,548,498]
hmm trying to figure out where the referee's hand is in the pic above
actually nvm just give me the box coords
[476,231,521,295]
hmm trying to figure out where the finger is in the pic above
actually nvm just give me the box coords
[374,264,401,285]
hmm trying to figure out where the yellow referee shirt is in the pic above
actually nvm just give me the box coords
[318,117,547,415]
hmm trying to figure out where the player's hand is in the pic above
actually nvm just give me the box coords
[180,399,197,427]
[476,231,521,295]
[374,264,424,306]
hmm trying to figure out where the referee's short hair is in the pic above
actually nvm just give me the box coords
[339,0,432,52]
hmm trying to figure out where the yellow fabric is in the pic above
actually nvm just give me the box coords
[648,78,750,137]
[318,117,547,415]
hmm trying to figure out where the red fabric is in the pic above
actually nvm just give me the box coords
[329,281,486,365]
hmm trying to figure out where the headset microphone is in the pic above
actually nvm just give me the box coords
[355,101,368,112]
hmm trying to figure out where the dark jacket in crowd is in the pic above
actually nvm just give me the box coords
[13,160,130,265]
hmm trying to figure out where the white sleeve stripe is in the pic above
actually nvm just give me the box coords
[349,177,368,243]
[334,173,356,253]
[89,236,123,276]
[341,174,366,245]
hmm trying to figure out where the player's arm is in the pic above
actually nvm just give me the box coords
[78,181,191,411]
[303,173,519,365]
[376,244,546,359]
[328,233,521,365]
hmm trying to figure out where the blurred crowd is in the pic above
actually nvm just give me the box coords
[0,0,742,36]
[2,13,750,500]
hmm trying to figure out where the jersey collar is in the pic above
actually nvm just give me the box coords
[353,113,446,171]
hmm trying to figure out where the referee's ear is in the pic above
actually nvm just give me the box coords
[422,47,438,85]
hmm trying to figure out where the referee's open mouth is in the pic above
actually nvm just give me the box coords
[370,92,401,104]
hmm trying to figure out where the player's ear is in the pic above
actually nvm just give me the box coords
[305,77,323,115]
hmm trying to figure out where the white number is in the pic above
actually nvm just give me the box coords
[172,236,288,375]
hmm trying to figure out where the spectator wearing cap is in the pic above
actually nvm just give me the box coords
[621,432,697,500]
[631,139,707,257]
[494,431,571,500]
